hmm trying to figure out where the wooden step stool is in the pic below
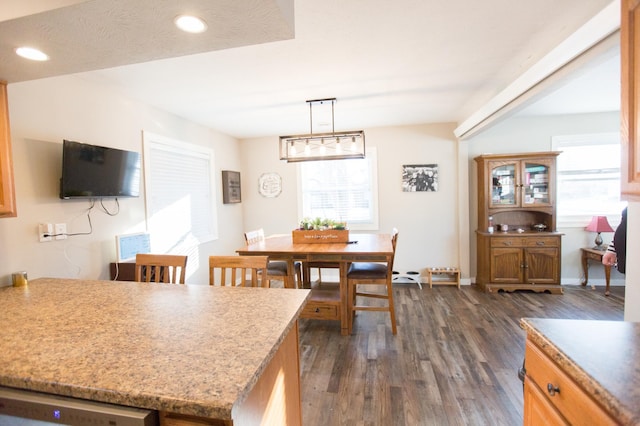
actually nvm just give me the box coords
[426,267,460,289]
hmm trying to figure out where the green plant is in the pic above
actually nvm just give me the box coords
[299,217,346,230]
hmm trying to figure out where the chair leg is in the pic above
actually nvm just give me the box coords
[387,281,397,335]
[347,281,355,334]
[348,280,397,335]
[296,266,303,289]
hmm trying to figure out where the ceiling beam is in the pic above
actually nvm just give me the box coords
[455,0,621,140]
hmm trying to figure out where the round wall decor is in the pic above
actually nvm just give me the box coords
[258,172,282,197]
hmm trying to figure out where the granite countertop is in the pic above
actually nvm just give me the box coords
[521,318,640,424]
[0,278,310,420]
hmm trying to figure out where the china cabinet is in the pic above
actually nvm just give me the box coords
[0,81,17,217]
[475,152,562,293]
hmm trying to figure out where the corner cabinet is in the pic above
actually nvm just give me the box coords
[0,81,17,217]
[475,152,562,294]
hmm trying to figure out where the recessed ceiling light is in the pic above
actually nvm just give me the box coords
[15,47,49,61]
[174,15,207,33]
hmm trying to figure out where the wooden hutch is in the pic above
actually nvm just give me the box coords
[475,151,562,294]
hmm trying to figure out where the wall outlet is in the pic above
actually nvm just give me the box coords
[54,223,67,240]
[38,223,53,242]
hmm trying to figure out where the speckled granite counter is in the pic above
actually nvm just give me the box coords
[521,318,640,424]
[0,278,310,421]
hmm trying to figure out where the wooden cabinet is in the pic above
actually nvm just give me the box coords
[621,0,640,200]
[487,157,555,210]
[477,233,562,293]
[476,152,559,232]
[523,339,616,426]
[0,81,17,217]
[475,152,562,293]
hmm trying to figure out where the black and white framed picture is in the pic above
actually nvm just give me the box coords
[402,164,438,192]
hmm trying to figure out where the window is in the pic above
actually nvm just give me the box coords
[552,133,626,225]
[143,131,218,254]
[298,147,378,230]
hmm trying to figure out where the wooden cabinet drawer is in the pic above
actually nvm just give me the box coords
[490,237,522,247]
[525,341,615,426]
[490,236,559,248]
[301,301,339,320]
[523,236,559,247]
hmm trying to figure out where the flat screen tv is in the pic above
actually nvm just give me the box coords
[59,140,141,199]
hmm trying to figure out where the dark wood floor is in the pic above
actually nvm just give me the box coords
[298,283,625,426]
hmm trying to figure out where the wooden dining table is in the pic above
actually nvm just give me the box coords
[237,233,393,335]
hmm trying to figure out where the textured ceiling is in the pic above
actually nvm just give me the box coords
[0,0,619,139]
[0,0,294,82]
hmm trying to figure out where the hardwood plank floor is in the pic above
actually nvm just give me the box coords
[298,284,624,426]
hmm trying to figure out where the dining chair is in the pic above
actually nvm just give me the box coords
[135,253,188,284]
[244,229,303,288]
[209,255,270,287]
[346,229,399,334]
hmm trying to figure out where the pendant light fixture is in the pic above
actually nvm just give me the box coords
[279,98,365,162]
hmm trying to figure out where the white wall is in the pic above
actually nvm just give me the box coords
[240,123,464,277]
[2,75,244,286]
[465,111,622,284]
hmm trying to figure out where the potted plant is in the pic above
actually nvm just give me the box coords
[293,217,349,243]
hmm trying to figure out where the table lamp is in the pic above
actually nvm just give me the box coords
[585,215,614,250]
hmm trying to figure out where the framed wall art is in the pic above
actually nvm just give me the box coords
[258,172,282,198]
[222,170,241,203]
[402,164,438,192]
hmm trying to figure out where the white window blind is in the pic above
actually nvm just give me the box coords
[552,132,626,225]
[143,131,218,254]
[298,147,378,230]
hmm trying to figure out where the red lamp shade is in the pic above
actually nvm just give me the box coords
[585,216,614,233]
[585,215,614,249]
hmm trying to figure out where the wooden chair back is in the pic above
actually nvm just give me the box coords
[135,253,188,284]
[209,255,269,287]
[244,228,266,244]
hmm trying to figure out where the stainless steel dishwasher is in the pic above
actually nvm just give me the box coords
[0,387,158,425]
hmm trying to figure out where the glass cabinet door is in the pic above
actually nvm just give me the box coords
[490,163,516,207]
[523,161,551,205]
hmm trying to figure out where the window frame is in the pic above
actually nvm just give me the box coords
[142,131,218,253]
[552,132,626,227]
[296,147,379,231]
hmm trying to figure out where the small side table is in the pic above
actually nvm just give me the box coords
[109,261,136,281]
[426,267,460,289]
[580,247,611,296]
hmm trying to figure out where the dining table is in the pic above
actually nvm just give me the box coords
[237,232,393,335]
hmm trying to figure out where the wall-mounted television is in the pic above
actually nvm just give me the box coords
[59,140,141,199]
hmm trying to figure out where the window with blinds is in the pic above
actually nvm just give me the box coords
[142,131,218,254]
[298,147,378,230]
[552,132,626,224]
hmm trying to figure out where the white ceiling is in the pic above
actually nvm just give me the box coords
[0,0,620,139]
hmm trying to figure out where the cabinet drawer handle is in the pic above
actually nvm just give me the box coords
[536,241,545,246]
[503,241,512,246]
[315,308,320,313]
[547,383,560,396]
